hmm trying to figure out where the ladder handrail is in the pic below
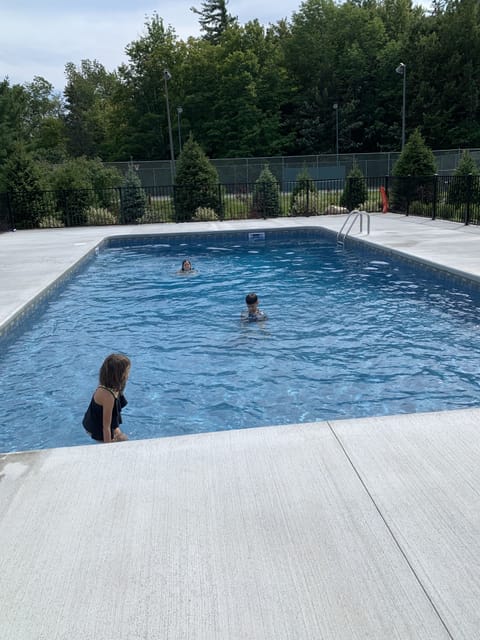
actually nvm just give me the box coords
[337,210,370,246]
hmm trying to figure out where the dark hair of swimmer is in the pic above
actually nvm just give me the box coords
[181,259,192,271]
[245,292,258,305]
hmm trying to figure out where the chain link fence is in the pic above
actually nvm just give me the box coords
[105,149,480,189]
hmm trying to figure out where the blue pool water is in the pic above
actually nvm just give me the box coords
[1,231,480,453]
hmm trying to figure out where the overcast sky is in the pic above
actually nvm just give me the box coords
[1,0,431,94]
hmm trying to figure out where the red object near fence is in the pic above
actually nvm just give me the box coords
[379,186,389,213]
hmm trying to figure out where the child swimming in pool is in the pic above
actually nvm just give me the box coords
[177,259,196,274]
[82,353,131,443]
[241,292,268,322]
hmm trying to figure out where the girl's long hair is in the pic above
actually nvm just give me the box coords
[99,353,131,392]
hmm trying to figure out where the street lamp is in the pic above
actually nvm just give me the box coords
[395,62,407,150]
[333,102,339,166]
[163,69,176,185]
[177,106,183,153]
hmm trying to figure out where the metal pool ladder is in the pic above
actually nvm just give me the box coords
[337,210,371,247]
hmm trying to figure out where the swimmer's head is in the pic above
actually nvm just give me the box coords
[181,259,192,271]
[245,292,258,306]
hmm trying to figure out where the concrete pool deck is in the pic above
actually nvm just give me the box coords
[1,213,480,638]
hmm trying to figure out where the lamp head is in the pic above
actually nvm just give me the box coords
[163,69,172,81]
[395,63,406,75]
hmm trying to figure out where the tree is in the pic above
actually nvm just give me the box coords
[191,0,237,44]
[120,166,147,224]
[290,166,317,208]
[174,134,221,221]
[447,150,480,205]
[111,14,182,161]
[340,164,368,210]
[391,128,437,209]
[63,60,119,158]
[252,165,281,217]
[3,145,45,229]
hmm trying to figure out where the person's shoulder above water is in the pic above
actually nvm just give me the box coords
[241,292,268,322]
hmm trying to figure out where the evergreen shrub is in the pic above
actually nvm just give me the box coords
[252,165,280,217]
[120,167,146,224]
[174,135,221,222]
[340,164,368,211]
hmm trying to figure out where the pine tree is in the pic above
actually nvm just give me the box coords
[120,165,146,224]
[190,0,237,44]
[340,164,368,211]
[252,165,281,218]
[391,129,437,210]
[290,166,317,208]
[174,134,221,221]
[447,150,480,204]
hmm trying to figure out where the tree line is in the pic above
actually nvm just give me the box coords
[1,0,480,193]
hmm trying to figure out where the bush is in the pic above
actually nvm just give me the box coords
[39,215,64,228]
[174,135,221,221]
[193,207,219,221]
[391,129,437,210]
[447,151,480,205]
[48,157,97,226]
[120,167,146,224]
[3,145,46,228]
[252,165,281,218]
[87,159,122,209]
[85,206,118,225]
[407,200,432,216]
[290,167,317,209]
[340,164,368,211]
[436,202,465,221]
[290,189,323,216]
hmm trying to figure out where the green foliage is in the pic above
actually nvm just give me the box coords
[447,151,480,204]
[191,0,237,44]
[252,164,280,217]
[120,167,147,223]
[193,206,219,221]
[47,156,122,226]
[340,164,368,210]
[391,129,437,209]
[290,167,317,208]
[63,60,119,159]
[290,189,323,216]
[4,2,480,163]
[174,135,221,221]
[3,145,46,228]
[85,206,118,225]
[39,215,64,228]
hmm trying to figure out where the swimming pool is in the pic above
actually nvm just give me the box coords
[1,229,480,453]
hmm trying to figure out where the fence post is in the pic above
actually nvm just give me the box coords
[432,174,438,220]
[218,183,223,220]
[6,191,15,230]
[466,173,472,225]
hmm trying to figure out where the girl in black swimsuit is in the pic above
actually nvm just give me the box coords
[83,353,131,443]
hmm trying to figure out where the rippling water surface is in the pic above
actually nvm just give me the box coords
[2,234,480,452]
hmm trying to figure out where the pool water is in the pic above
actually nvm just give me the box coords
[1,232,480,453]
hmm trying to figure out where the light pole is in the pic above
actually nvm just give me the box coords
[333,102,339,166]
[177,106,183,153]
[163,69,175,185]
[395,62,407,150]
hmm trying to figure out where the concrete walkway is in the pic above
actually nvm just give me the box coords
[1,214,480,639]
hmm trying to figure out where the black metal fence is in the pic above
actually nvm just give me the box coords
[1,175,479,231]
